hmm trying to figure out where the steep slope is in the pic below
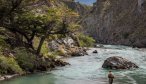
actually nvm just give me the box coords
[83,0,146,47]
[62,0,91,15]
[0,0,91,79]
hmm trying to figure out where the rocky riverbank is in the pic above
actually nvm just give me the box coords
[0,57,69,81]
[1,45,146,84]
[0,0,94,82]
[0,36,89,81]
[0,74,19,81]
[48,37,88,57]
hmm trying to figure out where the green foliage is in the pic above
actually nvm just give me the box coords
[0,35,10,50]
[55,49,66,56]
[0,34,23,75]
[41,41,49,56]
[33,37,49,56]
[15,7,66,36]
[47,52,57,59]
[0,0,97,77]
[0,0,81,55]
[0,55,23,74]
[14,48,36,72]
[68,23,81,32]
[78,34,95,47]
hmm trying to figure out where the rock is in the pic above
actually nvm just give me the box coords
[0,77,5,81]
[48,37,88,57]
[48,41,60,51]
[93,50,98,53]
[51,59,70,67]
[70,47,88,56]
[133,39,146,48]
[48,37,75,56]
[0,74,19,81]
[48,37,75,51]
[62,0,90,16]
[102,56,139,69]
[4,75,13,79]
[82,0,146,47]
[62,37,75,47]
[71,51,84,56]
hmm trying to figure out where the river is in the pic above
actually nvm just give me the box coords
[1,45,146,84]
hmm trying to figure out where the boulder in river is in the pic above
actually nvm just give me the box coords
[102,56,139,69]
[93,50,98,53]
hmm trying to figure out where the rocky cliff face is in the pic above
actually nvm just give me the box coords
[62,0,91,15]
[83,0,146,47]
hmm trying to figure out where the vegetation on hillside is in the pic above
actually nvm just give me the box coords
[78,33,95,47]
[0,0,95,76]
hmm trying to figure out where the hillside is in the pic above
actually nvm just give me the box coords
[0,0,95,80]
[82,0,146,47]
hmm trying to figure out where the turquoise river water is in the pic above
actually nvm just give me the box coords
[1,45,146,84]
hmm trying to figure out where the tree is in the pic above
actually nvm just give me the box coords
[0,0,81,55]
[0,0,57,53]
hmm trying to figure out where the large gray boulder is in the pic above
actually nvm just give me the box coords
[102,56,139,69]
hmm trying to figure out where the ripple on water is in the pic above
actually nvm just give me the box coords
[1,45,146,84]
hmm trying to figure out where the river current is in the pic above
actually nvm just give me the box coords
[1,45,146,84]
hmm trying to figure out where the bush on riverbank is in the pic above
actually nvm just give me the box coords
[0,55,23,75]
[14,48,36,72]
[78,34,95,47]
[0,37,23,75]
[0,36,67,75]
[0,0,96,80]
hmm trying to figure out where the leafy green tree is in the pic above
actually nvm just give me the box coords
[0,0,81,55]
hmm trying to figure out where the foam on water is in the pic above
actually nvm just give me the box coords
[1,45,146,84]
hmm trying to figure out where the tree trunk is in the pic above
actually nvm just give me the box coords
[36,21,56,55]
[27,30,36,50]
[36,36,46,55]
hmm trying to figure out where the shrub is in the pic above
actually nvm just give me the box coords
[14,48,36,72]
[78,34,95,47]
[0,55,23,74]
[56,49,67,56]
[47,52,57,59]
[0,36,23,75]
[0,36,10,50]
[41,41,49,56]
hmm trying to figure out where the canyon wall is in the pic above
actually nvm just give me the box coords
[82,0,146,47]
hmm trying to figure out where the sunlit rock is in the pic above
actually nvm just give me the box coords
[102,56,139,69]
